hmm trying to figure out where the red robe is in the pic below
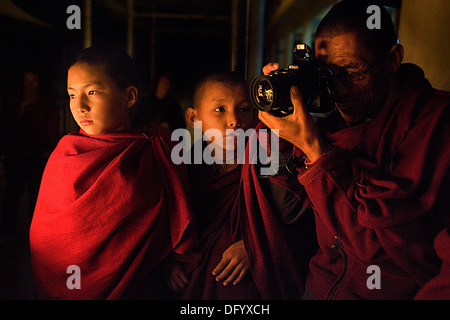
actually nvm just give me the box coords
[415,228,450,300]
[240,123,318,299]
[181,136,317,300]
[29,125,196,299]
[181,162,261,299]
[300,64,450,299]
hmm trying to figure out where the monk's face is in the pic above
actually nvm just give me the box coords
[315,31,392,122]
[188,81,254,151]
[67,63,135,135]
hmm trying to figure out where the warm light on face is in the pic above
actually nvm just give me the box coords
[315,32,389,122]
[193,81,254,151]
[67,63,132,135]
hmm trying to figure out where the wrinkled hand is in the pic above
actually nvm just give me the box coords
[212,240,249,286]
[258,63,327,162]
[166,262,189,292]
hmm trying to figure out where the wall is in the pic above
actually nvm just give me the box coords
[399,0,450,91]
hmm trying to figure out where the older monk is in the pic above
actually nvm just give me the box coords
[259,0,450,299]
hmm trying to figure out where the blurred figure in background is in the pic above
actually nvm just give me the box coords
[132,72,186,132]
[0,69,59,239]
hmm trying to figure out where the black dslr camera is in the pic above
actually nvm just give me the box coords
[250,43,335,117]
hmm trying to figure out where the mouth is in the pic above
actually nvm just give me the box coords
[335,96,364,110]
[226,128,246,138]
[224,131,247,150]
[79,118,93,125]
[225,132,241,146]
[335,94,356,104]
[226,132,239,138]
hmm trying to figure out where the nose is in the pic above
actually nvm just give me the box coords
[333,78,352,101]
[227,110,241,129]
[75,95,90,113]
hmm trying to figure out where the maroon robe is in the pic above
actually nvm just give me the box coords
[182,162,261,299]
[415,228,450,300]
[240,123,318,299]
[300,63,450,299]
[182,133,317,300]
[29,125,196,299]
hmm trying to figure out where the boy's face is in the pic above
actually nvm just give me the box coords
[186,81,254,151]
[67,63,137,135]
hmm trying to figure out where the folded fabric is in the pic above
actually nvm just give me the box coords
[30,125,196,299]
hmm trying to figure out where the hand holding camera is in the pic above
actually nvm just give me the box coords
[255,44,329,163]
[251,43,335,117]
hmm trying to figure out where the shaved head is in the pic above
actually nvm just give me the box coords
[315,0,397,58]
[193,71,248,109]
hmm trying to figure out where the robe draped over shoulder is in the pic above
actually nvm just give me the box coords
[29,125,196,299]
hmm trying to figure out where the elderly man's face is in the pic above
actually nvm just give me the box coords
[315,31,391,123]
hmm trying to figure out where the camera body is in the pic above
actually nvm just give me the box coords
[250,43,335,117]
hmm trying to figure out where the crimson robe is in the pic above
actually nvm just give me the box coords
[29,125,196,299]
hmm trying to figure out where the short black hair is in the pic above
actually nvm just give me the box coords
[192,71,248,108]
[68,46,138,90]
[315,0,398,57]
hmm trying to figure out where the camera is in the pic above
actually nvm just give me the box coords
[250,43,335,117]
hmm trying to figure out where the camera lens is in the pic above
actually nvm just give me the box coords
[251,76,275,112]
[250,43,335,117]
[250,71,297,116]
[257,80,274,106]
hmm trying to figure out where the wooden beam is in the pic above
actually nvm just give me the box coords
[134,12,229,20]
[84,0,92,48]
[127,0,134,57]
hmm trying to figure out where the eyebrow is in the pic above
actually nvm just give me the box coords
[67,81,104,90]
[318,55,357,70]
[329,62,358,70]
[210,98,227,103]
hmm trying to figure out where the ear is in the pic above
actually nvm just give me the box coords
[385,43,404,72]
[126,86,138,109]
[185,106,197,128]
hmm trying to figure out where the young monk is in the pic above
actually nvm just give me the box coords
[166,71,317,299]
[29,47,196,299]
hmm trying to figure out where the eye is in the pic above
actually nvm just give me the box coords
[68,94,76,100]
[346,72,363,82]
[336,71,362,83]
[342,71,355,78]
[88,90,98,95]
[214,106,225,112]
[240,106,251,112]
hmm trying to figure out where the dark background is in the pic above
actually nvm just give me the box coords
[0,0,233,114]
